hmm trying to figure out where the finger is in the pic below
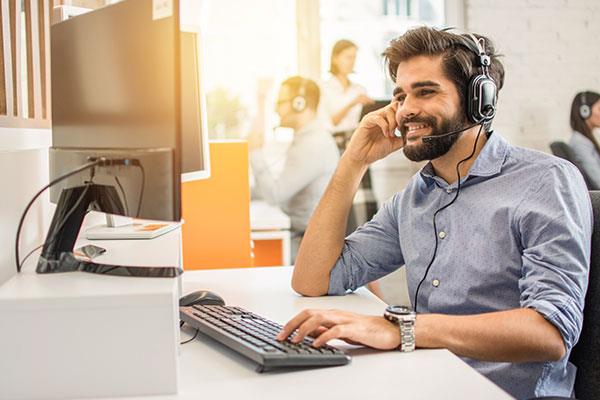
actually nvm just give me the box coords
[367,114,391,137]
[308,326,329,338]
[312,325,346,348]
[293,311,350,343]
[292,315,326,343]
[277,310,313,341]
[383,106,397,133]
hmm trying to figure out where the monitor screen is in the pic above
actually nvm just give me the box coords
[50,0,185,221]
[180,29,210,182]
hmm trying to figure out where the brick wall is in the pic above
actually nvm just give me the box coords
[466,0,600,151]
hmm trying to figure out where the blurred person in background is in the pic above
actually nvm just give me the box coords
[320,39,374,146]
[570,91,600,189]
[248,76,339,261]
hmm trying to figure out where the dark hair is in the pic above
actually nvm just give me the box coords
[281,76,320,111]
[329,39,357,75]
[571,91,600,155]
[382,26,505,124]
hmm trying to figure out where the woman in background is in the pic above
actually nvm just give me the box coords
[320,39,374,143]
[570,91,600,189]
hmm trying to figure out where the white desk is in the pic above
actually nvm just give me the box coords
[170,267,512,400]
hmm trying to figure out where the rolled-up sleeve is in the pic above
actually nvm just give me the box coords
[516,163,593,351]
[328,193,405,295]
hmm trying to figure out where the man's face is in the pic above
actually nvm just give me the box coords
[393,55,468,162]
[276,85,295,128]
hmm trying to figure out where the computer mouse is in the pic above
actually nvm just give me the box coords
[179,290,225,307]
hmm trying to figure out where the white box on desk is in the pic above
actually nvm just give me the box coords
[0,269,180,400]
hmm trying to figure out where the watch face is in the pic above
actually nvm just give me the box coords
[386,305,412,315]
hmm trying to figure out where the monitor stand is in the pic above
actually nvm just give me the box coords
[36,183,182,277]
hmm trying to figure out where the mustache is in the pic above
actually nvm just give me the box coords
[399,115,438,136]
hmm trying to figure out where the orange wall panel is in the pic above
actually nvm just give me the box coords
[252,239,283,267]
[181,141,252,269]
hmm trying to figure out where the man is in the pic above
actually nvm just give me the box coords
[249,76,339,260]
[277,27,592,399]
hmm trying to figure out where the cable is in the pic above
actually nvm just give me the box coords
[18,209,93,271]
[413,123,485,313]
[15,159,104,273]
[18,185,91,271]
[180,328,199,345]
[114,176,130,216]
[18,244,44,269]
[135,164,145,218]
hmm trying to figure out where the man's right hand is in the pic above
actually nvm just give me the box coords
[344,101,404,166]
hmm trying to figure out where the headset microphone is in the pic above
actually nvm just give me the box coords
[421,122,482,144]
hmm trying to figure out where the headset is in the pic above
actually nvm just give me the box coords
[291,81,307,113]
[580,92,591,119]
[463,33,498,124]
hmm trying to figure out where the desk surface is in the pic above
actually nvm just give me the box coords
[170,267,512,400]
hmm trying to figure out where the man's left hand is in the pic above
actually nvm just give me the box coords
[276,309,401,350]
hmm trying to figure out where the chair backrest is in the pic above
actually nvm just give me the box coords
[569,191,600,400]
[549,141,596,190]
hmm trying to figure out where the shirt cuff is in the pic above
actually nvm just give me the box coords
[327,252,354,296]
[523,297,582,351]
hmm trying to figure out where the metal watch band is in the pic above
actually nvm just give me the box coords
[399,319,415,352]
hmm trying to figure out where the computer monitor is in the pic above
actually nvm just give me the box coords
[180,28,211,182]
[37,0,198,276]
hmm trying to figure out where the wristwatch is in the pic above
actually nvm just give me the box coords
[384,305,416,352]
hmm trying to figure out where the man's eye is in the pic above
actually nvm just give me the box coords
[419,89,435,96]
[396,95,406,103]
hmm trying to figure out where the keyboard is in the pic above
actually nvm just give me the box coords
[179,305,351,371]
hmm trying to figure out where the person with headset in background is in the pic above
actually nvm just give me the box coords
[277,27,592,399]
[248,76,339,261]
[569,91,600,189]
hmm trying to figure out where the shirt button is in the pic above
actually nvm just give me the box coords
[432,279,440,287]
[438,231,446,239]
[446,188,453,194]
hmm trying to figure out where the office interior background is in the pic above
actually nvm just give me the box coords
[1,0,599,298]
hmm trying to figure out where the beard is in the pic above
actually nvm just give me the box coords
[401,111,468,162]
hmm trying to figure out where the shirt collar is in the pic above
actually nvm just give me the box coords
[419,131,510,186]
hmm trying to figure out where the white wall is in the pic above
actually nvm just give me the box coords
[466,0,600,151]
[0,129,52,285]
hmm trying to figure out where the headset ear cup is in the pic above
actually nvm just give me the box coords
[291,96,306,113]
[467,74,497,123]
[580,104,591,119]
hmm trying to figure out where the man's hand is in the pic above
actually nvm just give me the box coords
[276,309,400,350]
[344,101,404,166]
[247,129,264,151]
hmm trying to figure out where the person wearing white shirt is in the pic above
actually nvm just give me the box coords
[248,77,340,260]
[320,40,374,138]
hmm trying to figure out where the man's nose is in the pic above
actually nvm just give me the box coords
[396,97,419,124]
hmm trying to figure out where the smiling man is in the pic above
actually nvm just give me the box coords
[279,27,592,399]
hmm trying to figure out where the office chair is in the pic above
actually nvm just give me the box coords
[549,141,598,190]
[530,190,600,400]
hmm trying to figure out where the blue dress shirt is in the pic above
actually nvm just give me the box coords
[328,133,593,399]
